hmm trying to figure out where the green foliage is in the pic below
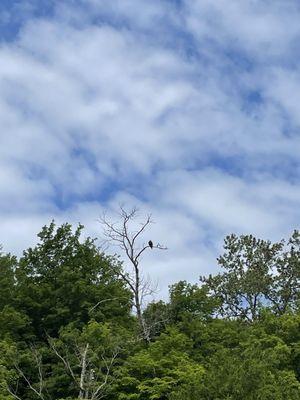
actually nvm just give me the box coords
[15,222,132,337]
[0,339,18,399]
[0,251,16,310]
[0,305,30,340]
[45,320,132,399]
[169,280,219,322]
[201,233,300,321]
[117,328,204,399]
[143,301,169,339]
[200,332,300,400]
[0,224,299,399]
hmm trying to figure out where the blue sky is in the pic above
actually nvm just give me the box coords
[1,0,300,298]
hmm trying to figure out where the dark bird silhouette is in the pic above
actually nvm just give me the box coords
[148,240,153,249]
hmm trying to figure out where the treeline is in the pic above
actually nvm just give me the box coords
[0,221,299,399]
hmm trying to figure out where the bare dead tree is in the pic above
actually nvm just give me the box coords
[48,337,118,400]
[99,206,167,342]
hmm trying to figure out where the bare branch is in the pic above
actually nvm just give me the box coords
[91,350,119,400]
[10,345,47,400]
[99,206,167,342]
[132,215,152,245]
[14,364,45,400]
[89,297,131,313]
[48,337,78,386]
[7,386,22,400]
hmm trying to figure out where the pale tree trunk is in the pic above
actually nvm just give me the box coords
[49,337,118,400]
[79,343,89,399]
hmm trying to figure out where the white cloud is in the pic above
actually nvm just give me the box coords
[184,0,300,60]
[0,1,300,299]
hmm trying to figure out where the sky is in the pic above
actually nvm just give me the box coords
[1,0,300,299]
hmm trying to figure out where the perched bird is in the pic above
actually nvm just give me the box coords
[148,240,153,249]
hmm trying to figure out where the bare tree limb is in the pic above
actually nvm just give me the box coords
[49,335,119,400]
[89,297,132,313]
[99,206,167,342]
[14,360,45,400]
[48,337,78,386]
[7,386,22,400]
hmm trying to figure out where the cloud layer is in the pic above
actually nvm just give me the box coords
[1,0,300,298]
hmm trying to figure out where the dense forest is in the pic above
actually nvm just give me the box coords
[0,217,300,399]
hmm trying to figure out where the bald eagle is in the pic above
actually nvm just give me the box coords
[148,240,153,249]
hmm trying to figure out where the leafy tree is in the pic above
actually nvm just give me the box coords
[142,301,169,340]
[47,321,131,400]
[0,339,18,400]
[169,280,219,323]
[116,328,204,400]
[15,222,132,338]
[0,306,30,341]
[259,310,300,381]
[0,221,300,400]
[201,233,300,321]
[201,331,300,400]
[0,249,30,341]
[0,250,16,310]
[266,230,300,314]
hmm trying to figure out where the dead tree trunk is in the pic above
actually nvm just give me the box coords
[99,206,167,342]
[48,337,117,400]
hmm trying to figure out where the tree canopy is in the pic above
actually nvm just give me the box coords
[0,222,299,399]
